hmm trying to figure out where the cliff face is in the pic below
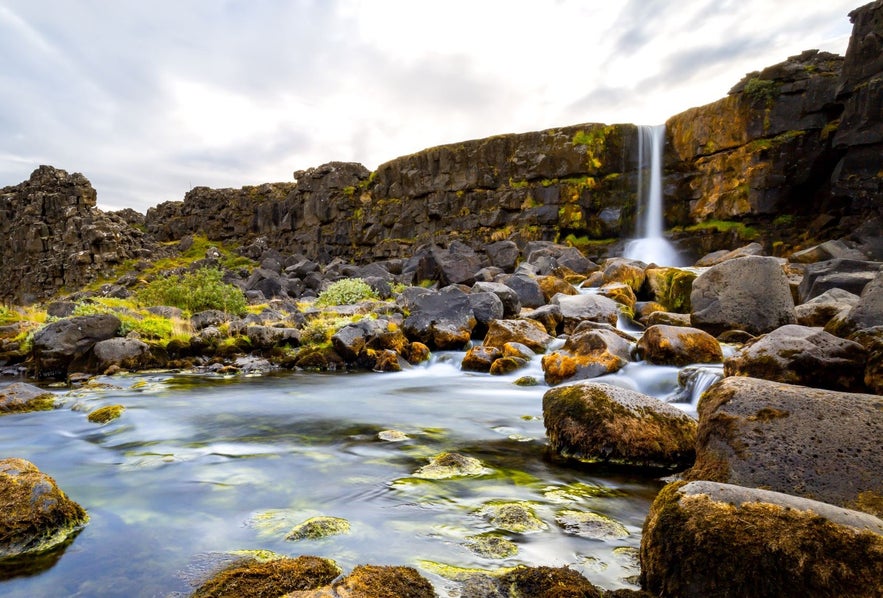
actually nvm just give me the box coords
[0,166,154,304]
[147,124,643,261]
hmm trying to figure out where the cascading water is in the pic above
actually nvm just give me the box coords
[623,124,683,266]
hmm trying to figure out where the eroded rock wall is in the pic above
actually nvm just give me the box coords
[0,166,153,304]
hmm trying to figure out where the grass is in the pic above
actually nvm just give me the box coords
[680,220,759,240]
[136,267,248,316]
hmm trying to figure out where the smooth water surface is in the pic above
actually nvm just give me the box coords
[0,354,683,597]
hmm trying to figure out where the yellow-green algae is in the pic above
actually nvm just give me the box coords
[412,452,489,479]
[555,509,629,539]
[285,516,351,541]
[464,533,519,559]
[476,501,547,533]
[87,404,126,424]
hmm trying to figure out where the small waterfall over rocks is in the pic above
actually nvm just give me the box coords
[624,124,683,266]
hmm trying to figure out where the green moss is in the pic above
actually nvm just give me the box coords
[285,516,350,541]
[509,178,530,189]
[773,214,794,227]
[342,186,356,197]
[464,533,518,559]
[477,501,547,533]
[572,130,594,146]
[742,77,780,105]
[681,220,759,240]
[191,555,341,598]
[87,404,125,424]
[335,565,436,598]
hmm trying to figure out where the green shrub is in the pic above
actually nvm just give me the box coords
[136,267,247,315]
[743,77,779,105]
[315,278,377,308]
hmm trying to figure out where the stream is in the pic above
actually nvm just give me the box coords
[0,351,713,597]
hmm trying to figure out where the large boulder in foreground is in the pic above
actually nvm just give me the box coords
[641,480,883,598]
[690,256,795,336]
[0,458,89,559]
[543,382,697,470]
[402,286,476,350]
[724,324,868,392]
[635,324,723,366]
[32,314,121,378]
[686,376,883,515]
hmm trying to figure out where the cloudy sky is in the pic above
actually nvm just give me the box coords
[0,1,858,213]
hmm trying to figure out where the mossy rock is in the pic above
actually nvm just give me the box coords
[0,383,56,414]
[543,382,697,470]
[285,516,351,541]
[332,564,436,597]
[477,501,547,533]
[554,509,629,539]
[0,458,89,560]
[191,554,341,598]
[641,481,883,598]
[635,325,723,366]
[413,452,488,479]
[464,533,519,559]
[645,267,697,313]
[87,404,126,424]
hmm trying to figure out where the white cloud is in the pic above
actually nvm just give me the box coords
[0,0,858,213]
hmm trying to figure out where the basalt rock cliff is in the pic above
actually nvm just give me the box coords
[0,166,155,304]
[3,1,883,304]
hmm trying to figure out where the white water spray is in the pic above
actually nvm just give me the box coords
[624,124,683,266]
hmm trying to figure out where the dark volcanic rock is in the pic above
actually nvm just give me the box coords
[686,376,883,515]
[635,324,723,366]
[641,480,883,598]
[402,286,477,350]
[0,166,153,304]
[32,315,121,379]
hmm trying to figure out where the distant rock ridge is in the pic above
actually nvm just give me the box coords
[0,166,155,304]
[2,1,882,303]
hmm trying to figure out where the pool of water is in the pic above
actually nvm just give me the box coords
[0,353,689,597]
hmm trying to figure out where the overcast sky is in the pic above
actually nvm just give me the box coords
[0,1,858,213]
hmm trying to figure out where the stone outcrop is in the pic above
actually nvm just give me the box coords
[686,376,883,515]
[543,382,697,469]
[0,166,154,304]
[641,480,883,598]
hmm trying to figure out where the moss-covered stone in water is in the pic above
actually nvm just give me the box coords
[514,376,539,386]
[498,565,603,598]
[413,452,488,479]
[477,501,547,533]
[285,516,351,541]
[0,458,89,559]
[464,533,519,559]
[87,404,126,424]
[191,554,341,598]
[333,564,436,598]
[0,383,56,415]
[555,509,629,539]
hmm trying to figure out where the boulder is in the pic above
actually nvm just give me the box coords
[245,268,287,299]
[694,242,765,267]
[794,287,861,326]
[412,242,483,287]
[724,324,868,392]
[642,311,691,327]
[602,258,646,292]
[644,267,697,313]
[543,382,697,469]
[789,239,868,263]
[466,291,504,337]
[460,345,502,373]
[32,314,121,379]
[191,554,341,598]
[796,258,882,303]
[537,275,578,302]
[0,382,56,414]
[0,458,89,559]
[190,310,230,331]
[485,240,519,272]
[91,338,152,372]
[690,256,796,336]
[482,319,552,353]
[686,376,883,514]
[541,328,632,385]
[641,481,883,598]
[471,281,521,317]
[246,326,301,350]
[596,282,637,313]
[635,325,723,366]
[521,303,563,335]
[551,292,620,334]
[402,286,476,350]
[500,272,546,308]
[826,269,883,336]
[851,326,883,395]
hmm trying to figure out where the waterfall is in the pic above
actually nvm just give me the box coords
[624,124,683,266]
